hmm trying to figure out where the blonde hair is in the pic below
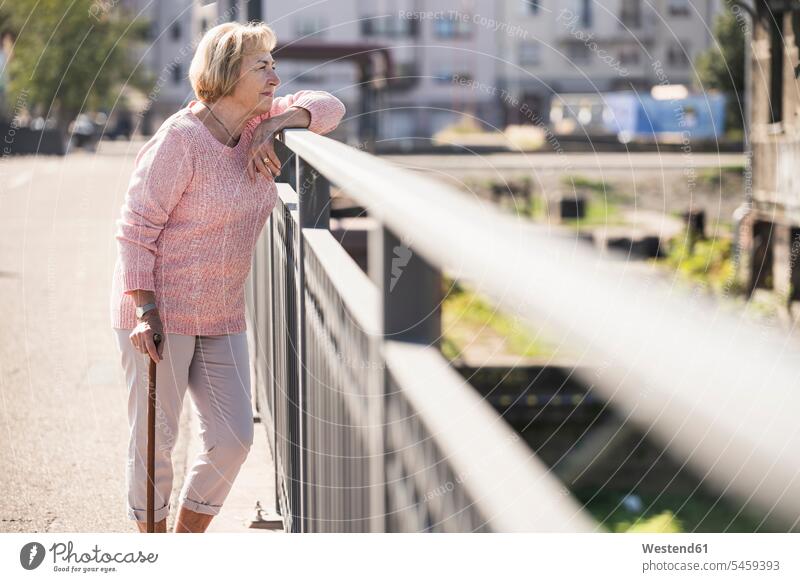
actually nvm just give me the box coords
[189,22,277,102]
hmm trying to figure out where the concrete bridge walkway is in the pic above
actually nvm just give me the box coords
[0,142,279,533]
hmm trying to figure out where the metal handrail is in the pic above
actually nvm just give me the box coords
[278,128,800,530]
[245,130,606,531]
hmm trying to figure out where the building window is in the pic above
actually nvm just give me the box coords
[769,13,784,124]
[172,64,183,85]
[667,0,690,17]
[525,0,542,14]
[751,221,775,291]
[620,0,641,28]
[432,64,472,84]
[433,14,472,39]
[395,62,419,78]
[618,46,639,65]
[519,40,541,66]
[581,0,593,27]
[170,22,181,41]
[433,64,452,83]
[790,229,800,301]
[200,19,208,33]
[667,42,690,67]
[567,43,590,64]
[361,15,418,38]
[433,67,451,83]
[294,16,327,39]
[247,0,262,22]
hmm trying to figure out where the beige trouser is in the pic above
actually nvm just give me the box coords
[113,328,254,522]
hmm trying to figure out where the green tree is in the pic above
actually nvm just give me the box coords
[694,1,747,132]
[4,0,150,137]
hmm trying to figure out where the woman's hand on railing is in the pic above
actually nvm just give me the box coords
[129,310,165,363]
[249,106,314,181]
[248,121,282,181]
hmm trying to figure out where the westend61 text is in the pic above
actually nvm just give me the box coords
[642,543,708,554]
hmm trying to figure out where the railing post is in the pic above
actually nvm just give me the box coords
[297,157,331,229]
[274,135,296,187]
[369,226,442,345]
[368,224,442,532]
[283,200,303,533]
[295,156,330,533]
[266,215,280,520]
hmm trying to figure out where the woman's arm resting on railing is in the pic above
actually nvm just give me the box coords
[271,106,311,130]
[248,91,346,180]
[265,90,346,135]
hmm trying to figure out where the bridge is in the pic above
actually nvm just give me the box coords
[243,129,800,533]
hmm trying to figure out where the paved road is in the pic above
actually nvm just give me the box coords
[0,144,193,533]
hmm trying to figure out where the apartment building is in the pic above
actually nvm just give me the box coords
[263,0,500,142]
[263,0,724,139]
[121,1,725,139]
[496,0,722,124]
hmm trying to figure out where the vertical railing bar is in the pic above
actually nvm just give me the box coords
[268,209,280,520]
[274,201,286,525]
[275,136,304,532]
[294,153,332,532]
[278,196,300,532]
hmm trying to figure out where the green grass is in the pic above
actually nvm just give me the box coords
[560,198,626,227]
[440,335,464,362]
[508,193,544,219]
[518,194,626,226]
[556,175,629,226]
[441,279,558,360]
[653,234,742,295]
[696,164,745,187]
[526,195,545,219]
[697,168,723,186]
[725,128,745,143]
[575,488,780,533]
[561,174,608,193]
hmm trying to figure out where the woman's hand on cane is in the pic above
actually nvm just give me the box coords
[129,310,164,363]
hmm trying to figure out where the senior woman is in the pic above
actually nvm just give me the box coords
[109,21,344,533]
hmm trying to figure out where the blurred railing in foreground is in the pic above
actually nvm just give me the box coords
[246,129,800,533]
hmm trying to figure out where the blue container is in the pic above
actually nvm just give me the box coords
[602,91,727,142]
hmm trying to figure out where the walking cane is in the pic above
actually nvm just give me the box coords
[147,332,162,533]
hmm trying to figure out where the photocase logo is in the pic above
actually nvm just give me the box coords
[19,542,46,570]
[390,243,412,292]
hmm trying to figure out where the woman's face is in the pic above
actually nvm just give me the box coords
[230,50,280,117]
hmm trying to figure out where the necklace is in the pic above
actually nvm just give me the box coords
[202,102,238,146]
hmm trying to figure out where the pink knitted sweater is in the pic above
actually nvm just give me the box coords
[110,91,345,335]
